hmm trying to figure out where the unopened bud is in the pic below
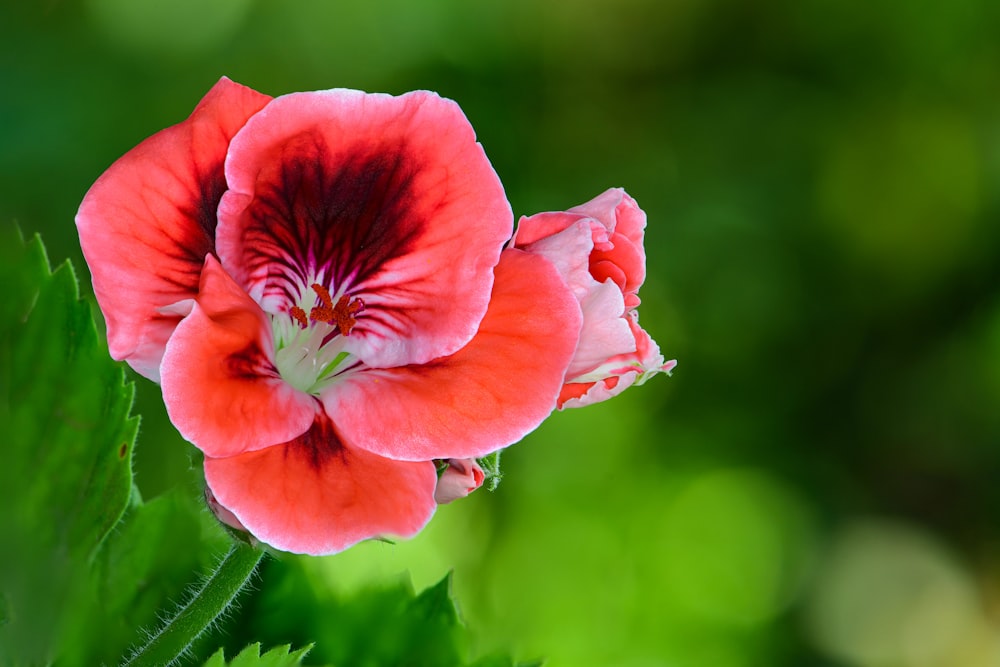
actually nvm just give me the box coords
[434,458,485,504]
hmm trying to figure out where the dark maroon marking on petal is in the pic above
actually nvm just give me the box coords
[177,160,226,258]
[191,160,228,242]
[226,341,279,380]
[238,132,431,304]
[146,160,227,293]
[283,414,346,473]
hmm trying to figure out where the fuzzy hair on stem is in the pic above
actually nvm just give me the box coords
[121,541,265,667]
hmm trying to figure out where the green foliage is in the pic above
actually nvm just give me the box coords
[0,225,138,665]
[84,490,234,665]
[0,227,244,666]
[467,657,542,667]
[476,450,502,491]
[222,560,528,667]
[203,643,312,667]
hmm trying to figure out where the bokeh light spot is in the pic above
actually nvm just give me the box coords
[659,468,815,627]
[806,519,992,667]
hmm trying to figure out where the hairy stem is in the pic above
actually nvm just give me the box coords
[123,541,264,667]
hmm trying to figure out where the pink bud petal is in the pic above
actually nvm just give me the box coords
[204,486,248,533]
[434,458,486,504]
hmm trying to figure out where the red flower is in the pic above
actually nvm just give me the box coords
[77,78,581,554]
[512,189,675,409]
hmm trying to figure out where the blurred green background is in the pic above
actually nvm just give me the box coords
[4,1,1000,665]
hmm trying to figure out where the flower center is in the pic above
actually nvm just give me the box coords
[273,283,365,395]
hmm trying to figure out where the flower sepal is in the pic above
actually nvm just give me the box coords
[476,450,503,491]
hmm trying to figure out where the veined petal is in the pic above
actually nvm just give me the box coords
[326,249,582,461]
[76,77,271,380]
[216,89,511,368]
[203,416,438,555]
[160,256,317,458]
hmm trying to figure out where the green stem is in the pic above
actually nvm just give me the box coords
[123,541,265,667]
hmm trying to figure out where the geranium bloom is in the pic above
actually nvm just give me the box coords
[76,77,582,554]
[511,189,675,409]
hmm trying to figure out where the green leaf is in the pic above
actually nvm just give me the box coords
[202,643,312,667]
[0,225,138,665]
[77,489,232,665]
[219,559,463,665]
[407,572,461,631]
[220,560,527,667]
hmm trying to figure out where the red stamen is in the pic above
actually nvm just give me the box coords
[332,294,365,337]
[290,305,308,329]
[309,283,336,324]
[307,283,364,336]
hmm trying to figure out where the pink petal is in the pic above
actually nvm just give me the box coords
[160,256,317,458]
[559,374,637,409]
[434,458,486,504]
[557,381,592,406]
[569,187,647,253]
[203,416,438,555]
[205,486,248,533]
[76,77,271,380]
[561,375,643,409]
[325,249,582,461]
[558,316,676,409]
[568,188,647,291]
[512,216,595,298]
[570,279,636,379]
[216,89,512,369]
[510,210,579,247]
[590,259,627,292]
[591,231,644,295]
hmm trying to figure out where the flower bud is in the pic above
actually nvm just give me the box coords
[205,486,248,533]
[511,188,675,408]
[434,458,485,504]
